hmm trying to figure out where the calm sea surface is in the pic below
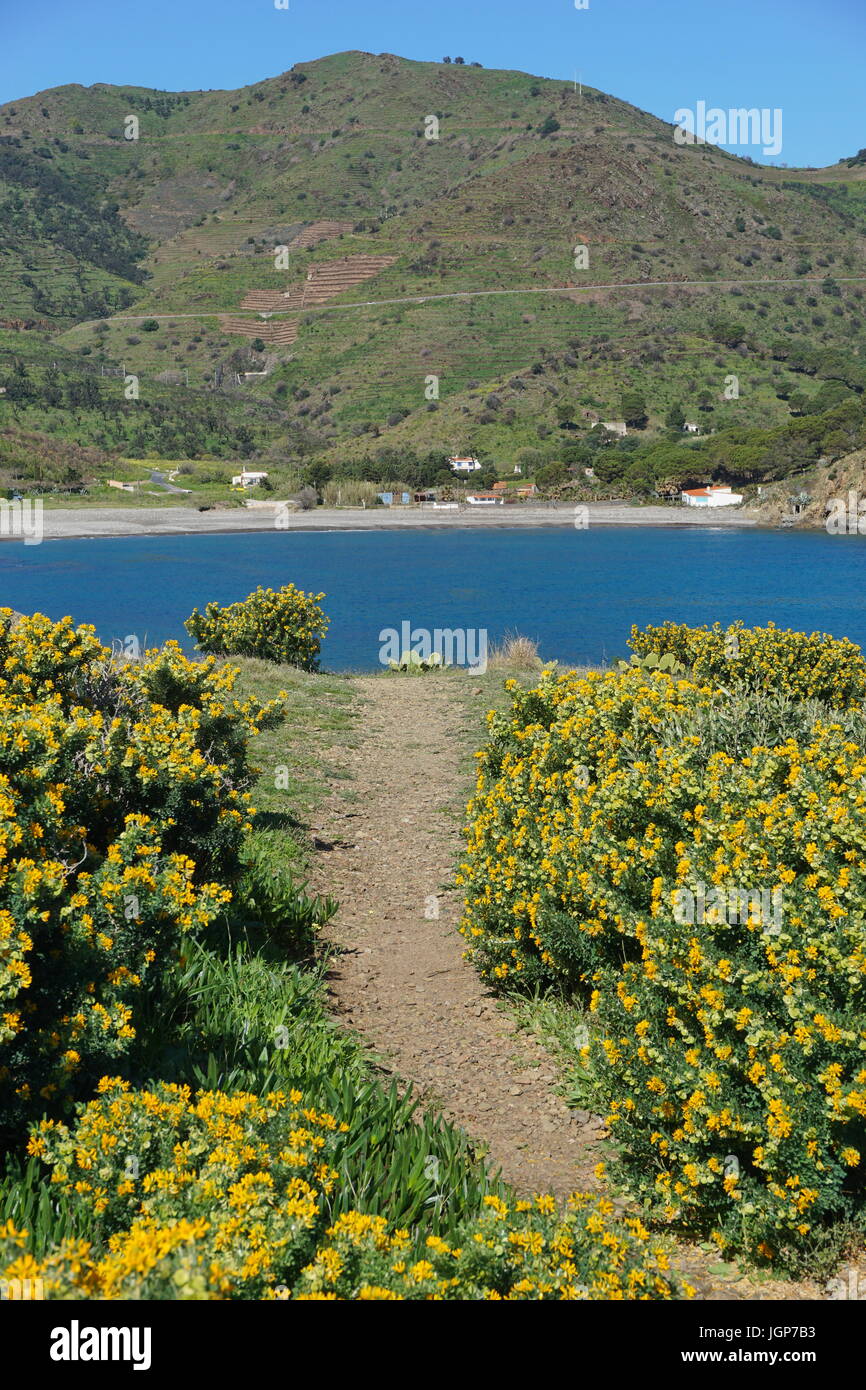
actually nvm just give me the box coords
[1,526,865,671]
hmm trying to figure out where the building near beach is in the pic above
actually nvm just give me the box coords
[681,484,743,508]
[231,470,269,488]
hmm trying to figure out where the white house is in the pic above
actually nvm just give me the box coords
[683,421,700,434]
[232,470,269,488]
[681,484,743,508]
[466,492,503,506]
[449,455,482,473]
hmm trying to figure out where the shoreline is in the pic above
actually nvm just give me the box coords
[7,502,764,541]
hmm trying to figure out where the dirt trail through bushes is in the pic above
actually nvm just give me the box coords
[313,676,599,1198]
[310,675,820,1302]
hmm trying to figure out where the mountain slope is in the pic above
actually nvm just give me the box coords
[1,51,865,485]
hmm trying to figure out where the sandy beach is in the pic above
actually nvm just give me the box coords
[20,502,762,541]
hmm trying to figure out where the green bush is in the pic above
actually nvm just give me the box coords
[0,612,285,1137]
[185,585,329,670]
[629,620,866,708]
[459,654,866,1265]
[1,1079,681,1300]
[0,934,498,1260]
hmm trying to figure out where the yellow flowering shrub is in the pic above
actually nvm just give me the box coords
[0,1079,680,1300]
[185,585,329,670]
[630,620,866,708]
[0,611,285,1134]
[459,665,717,988]
[1,815,229,1134]
[459,658,866,1262]
[289,1194,680,1301]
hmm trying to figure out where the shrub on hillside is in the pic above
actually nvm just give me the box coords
[1,1079,681,1300]
[458,657,866,1263]
[629,620,866,708]
[185,585,328,670]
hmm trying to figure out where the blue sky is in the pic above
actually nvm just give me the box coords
[2,0,863,167]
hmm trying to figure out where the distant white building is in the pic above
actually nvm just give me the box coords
[681,484,743,508]
[232,470,269,488]
[449,455,482,473]
[683,421,700,434]
[466,493,503,506]
[591,420,628,437]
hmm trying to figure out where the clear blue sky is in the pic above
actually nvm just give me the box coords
[2,0,863,167]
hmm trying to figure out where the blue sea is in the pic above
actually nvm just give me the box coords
[1,526,865,671]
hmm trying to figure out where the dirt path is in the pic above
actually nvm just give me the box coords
[313,675,602,1199]
[310,674,821,1301]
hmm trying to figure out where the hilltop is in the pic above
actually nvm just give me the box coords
[1,50,866,497]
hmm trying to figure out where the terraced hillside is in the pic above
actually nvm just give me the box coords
[1,50,866,484]
[225,250,397,342]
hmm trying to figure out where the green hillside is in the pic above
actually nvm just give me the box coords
[2,50,866,494]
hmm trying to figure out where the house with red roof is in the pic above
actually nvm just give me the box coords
[681,484,743,508]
